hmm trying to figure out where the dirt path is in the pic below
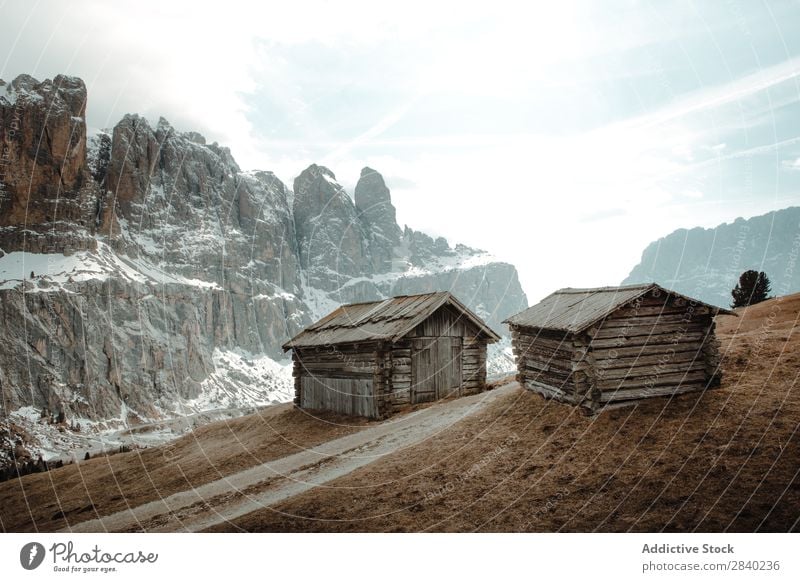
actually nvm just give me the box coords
[64,383,515,533]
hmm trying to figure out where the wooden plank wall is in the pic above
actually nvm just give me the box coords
[411,339,436,403]
[409,336,462,403]
[406,304,470,338]
[389,339,412,412]
[389,306,491,412]
[300,376,377,418]
[374,344,391,418]
[584,294,718,410]
[462,335,487,395]
[510,326,580,404]
[293,343,381,418]
[448,339,463,398]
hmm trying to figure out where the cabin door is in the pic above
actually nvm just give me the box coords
[411,337,462,403]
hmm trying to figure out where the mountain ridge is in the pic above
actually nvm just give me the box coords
[623,206,800,308]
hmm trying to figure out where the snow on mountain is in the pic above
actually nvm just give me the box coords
[0,241,223,291]
[183,348,294,413]
[0,80,17,105]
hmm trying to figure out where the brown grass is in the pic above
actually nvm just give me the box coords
[0,404,371,532]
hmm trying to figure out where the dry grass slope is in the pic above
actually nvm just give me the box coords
[0,405,371,532]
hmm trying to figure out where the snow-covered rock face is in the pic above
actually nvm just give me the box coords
[623,207,800,308]
[0,74,528,457]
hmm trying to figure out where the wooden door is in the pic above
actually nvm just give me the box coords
[411,337,462,403]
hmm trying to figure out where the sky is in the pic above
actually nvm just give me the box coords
[1,0,799,303]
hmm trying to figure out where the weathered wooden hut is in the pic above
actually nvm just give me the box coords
[504,283,733,413]
[283,292,501,419]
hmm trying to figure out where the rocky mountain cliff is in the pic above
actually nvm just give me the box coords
[623,206,800,307]
[0,74,527,444]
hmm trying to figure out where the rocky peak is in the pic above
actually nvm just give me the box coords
[354,167,402,273]
[99,114,160,235]
[184,131,206,145]
[87,131,112,185]
[354,167,398,229]
[98,113,300,291]
[4,74,37,95]
[293,164,343,218]
[402,226,453,266]
[0,74,93,253]
[292,164,370,289]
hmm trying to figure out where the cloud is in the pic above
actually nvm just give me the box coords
[619,55,800,130]
[782,157,800,171]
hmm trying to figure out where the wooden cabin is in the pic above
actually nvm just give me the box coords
[504,283,733,413]
[283,292,501,419]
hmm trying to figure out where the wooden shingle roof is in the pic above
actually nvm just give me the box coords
[283,291,501,350]
[503,283,734,333]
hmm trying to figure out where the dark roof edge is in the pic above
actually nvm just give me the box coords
[636,284,736,319]
[502,282,736,331]
[281,291,452,350]
[554,283,653,294]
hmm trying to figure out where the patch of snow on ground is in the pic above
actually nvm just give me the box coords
[181,348,293,413]
[0,240,223,291]
[487,337,517,379]
[122,254,221,289]
[4,393,290,465]
[5,408,130,462]
[0,247,114,290]
[419,247,497,274]
[340,245,496,294]
[251,291,297,302]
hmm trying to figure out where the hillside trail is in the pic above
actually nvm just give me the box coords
[64,382,516,533]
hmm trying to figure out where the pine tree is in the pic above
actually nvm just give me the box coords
[731,270,772,308]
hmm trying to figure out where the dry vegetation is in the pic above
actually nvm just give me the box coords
[2,294,798,533]
[0,405,371,532]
